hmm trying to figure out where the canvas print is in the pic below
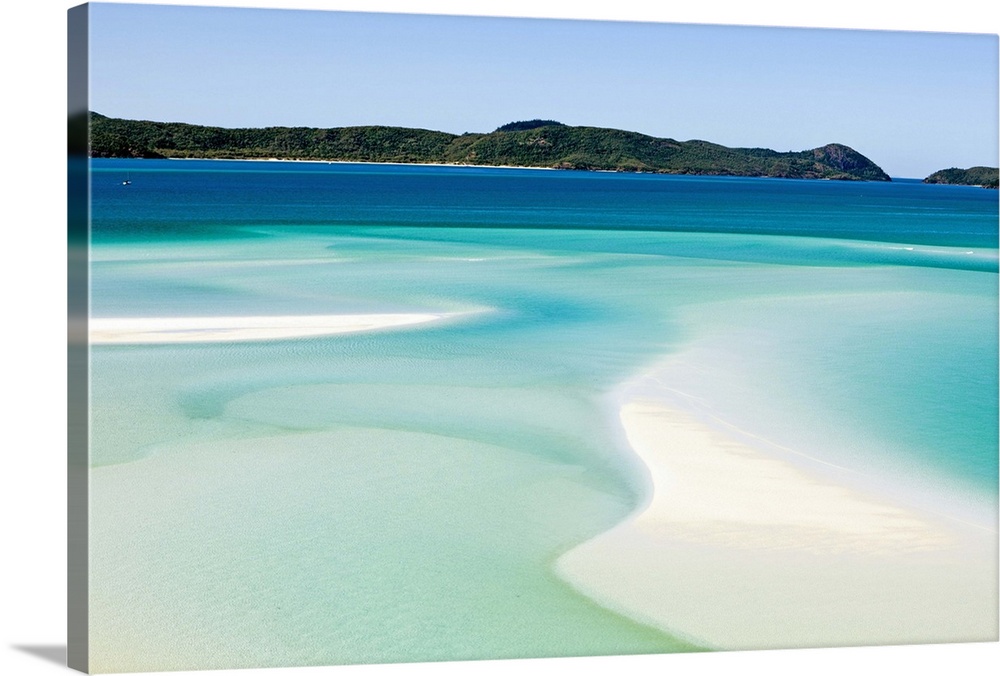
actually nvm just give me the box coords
[68,2,999,673]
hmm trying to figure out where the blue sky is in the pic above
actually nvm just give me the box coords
[87,2,998,177]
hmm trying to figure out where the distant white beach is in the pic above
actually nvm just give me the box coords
[164,156,559,171]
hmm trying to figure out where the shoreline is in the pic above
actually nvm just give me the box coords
[157,156,560,171]
[89,312,470,345]
[556,373,998,650]
[93,156,905,180]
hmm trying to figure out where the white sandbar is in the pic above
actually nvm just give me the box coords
[557,397,998,650]
[90,312,465,344]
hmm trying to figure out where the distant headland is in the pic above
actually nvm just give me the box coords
[923,166,999,189]
[87,113,892,181]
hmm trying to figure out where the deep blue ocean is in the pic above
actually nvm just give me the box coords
[92,159,998,248]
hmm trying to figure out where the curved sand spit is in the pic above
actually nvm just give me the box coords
[89,312,468,344]
[557,375,998,650]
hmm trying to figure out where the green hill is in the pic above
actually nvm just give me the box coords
[494,119,566,132]
[923,166,999,189]
[88,113,890,181]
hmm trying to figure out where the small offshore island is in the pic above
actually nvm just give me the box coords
[88,114,892,181]
[923,166,999,189]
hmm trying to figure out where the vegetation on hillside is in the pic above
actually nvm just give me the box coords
[495,120,566,132]
[923,166,999,189]
[89,113,891,181]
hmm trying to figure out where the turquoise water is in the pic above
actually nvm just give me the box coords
[87,159,998,671]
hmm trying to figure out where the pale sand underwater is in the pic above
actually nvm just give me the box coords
[88,414,691,673]
[557,363,998,650]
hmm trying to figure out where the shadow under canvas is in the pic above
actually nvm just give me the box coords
[12,645,68,667]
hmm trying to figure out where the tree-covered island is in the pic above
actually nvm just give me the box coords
[923,166,999,189]
[88,113,891,181]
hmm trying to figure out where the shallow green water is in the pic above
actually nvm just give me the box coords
[87,161,998,670]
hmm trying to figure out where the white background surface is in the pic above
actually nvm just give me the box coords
[1,1,998,675]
